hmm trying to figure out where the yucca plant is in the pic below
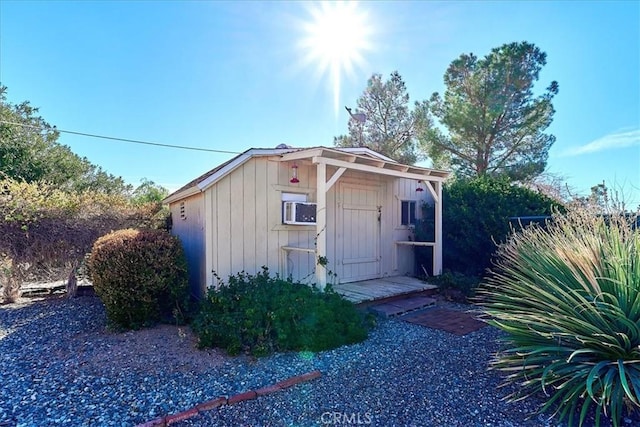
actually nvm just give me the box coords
[477,209,640,426]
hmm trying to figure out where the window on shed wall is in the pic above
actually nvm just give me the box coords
[401,200,417,226]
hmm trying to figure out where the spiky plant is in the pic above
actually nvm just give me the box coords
[477,209,639,426]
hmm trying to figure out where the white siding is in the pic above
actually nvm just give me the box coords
[169,194,205,296]
[390,177,434,276]
[177,156,437,292]
[204,157,317,287]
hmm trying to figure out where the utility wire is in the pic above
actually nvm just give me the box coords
[0,120,241,155]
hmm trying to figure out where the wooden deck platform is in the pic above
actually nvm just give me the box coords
[333,276,437,304]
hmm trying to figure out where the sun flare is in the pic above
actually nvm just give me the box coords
[298,1,373,114]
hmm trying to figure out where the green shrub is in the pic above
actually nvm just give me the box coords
[192,268,370,357]
[89,228,189,330]
[427,270,481,302]
[441,176,561,275]
[477,210,640,426]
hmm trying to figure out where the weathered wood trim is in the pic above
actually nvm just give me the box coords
[271,224,316,231]
[424,180,438,201]
[395,241,436,246]
[312,156,447,182]
[271,184,316,195]
[281,246,316,254]
[164,186,201,204]
[315,163,327,288]
[325,167,346,191]
[434,181,443,275]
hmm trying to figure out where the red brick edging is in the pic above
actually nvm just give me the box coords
[136,370,322,427]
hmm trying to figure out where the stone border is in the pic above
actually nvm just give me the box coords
[135,370,322,427]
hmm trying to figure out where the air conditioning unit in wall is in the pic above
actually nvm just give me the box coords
[283,201,317,225]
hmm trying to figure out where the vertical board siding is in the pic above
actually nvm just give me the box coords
[198,155,439,290]
[395,177,414,275]
[336,173,383,282]
[208,157,284,283]
[229,169,244,275]
[215,175,232,281]
[254,159,269,270]
[276,160,290,277]
[169,194,205,295]
[267,159,281,274]
[283,161,316,283]
[242,161,257,274]
[389,177,435,276]
[379,179,394,275]
[204,189,214,288]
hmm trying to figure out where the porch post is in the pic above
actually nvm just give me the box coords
[316,162,327,289]
[434,180,443,275]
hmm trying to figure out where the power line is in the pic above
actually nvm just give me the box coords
[0,120,241,155]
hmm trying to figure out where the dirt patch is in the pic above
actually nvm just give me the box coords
[69,324,228,376]
[3,295,230,376]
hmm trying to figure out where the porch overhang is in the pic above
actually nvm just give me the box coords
[278,147,450,289]
[279,147,448,180]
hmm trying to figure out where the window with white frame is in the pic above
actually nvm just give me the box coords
[400,200,417,226]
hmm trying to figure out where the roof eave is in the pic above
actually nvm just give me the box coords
[163,186,201,204]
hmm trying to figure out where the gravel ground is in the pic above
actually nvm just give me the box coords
[1,295,637,427]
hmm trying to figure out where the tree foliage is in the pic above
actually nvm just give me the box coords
[572,180,635,214]
[0,85,130,194]
[334,71,427,164]
[421,42,559,181]
[131,178,169,206]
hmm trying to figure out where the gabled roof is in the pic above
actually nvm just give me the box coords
[163,146,449,204]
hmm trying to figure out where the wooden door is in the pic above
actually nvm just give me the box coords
[337,182,381,282]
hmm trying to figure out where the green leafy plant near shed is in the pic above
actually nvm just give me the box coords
[192,268,371,357]
[477,210,640,426]
[89,228,190,330]
[440,176,562,276]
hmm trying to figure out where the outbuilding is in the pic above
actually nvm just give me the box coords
[163,146,449,297]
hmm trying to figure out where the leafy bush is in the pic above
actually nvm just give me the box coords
[441,176,561,275]
[427,270,481,302]
[0,177,169,300]
[192,268,370,357]
[477,210,640,426]
[89,228,189,330]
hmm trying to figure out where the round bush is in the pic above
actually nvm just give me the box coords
[89,228,189,330]
[478,210,640,426]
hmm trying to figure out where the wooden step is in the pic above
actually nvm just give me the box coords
[368,295,437,318]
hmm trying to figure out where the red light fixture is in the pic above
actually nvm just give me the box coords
[290,163,300,184]
[416,180,424,192]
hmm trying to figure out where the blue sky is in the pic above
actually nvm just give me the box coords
[1,1,638,207]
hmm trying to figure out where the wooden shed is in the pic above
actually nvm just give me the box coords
[163,146,449,297]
